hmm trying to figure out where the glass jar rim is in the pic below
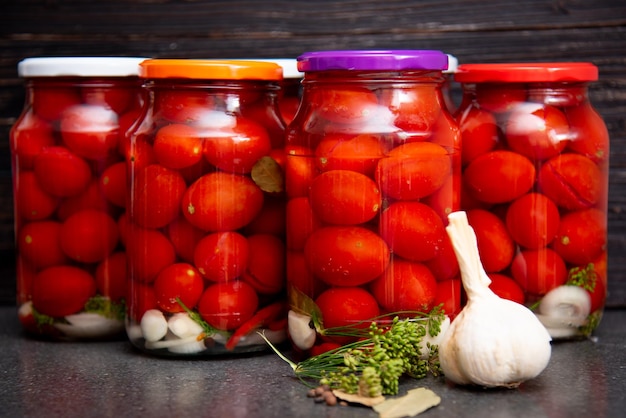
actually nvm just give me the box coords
[139,59,283,80]
[297,50,449,72]
[17,57,148,77]
[454,63,598,83]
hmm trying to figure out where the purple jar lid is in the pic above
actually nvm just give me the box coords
[297,50,449,72]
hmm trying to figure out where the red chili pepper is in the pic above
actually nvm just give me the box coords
[225,301,287,350]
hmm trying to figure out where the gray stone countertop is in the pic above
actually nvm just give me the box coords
[1,306,625,418]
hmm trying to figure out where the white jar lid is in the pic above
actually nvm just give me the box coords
[232,58,303,79]
[444,54,459,74]
[18,57,149,77]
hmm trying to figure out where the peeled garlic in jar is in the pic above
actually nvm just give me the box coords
[439,211,552,388]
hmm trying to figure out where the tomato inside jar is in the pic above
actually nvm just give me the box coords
[125,59,288,356]
[454,62,609,339]
[285,50,462,355]
[10,57,147,340]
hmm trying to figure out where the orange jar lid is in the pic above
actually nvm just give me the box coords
[139,59,283,80]
[454,62,598,83]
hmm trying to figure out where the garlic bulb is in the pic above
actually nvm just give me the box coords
[439,211,552,388]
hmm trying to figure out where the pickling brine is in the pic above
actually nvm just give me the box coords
[285,50,462,356]
[125,59,288,356]
[454,62,609,339]
[11,57,146,340]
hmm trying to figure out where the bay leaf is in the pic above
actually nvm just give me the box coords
[373,387,441,418]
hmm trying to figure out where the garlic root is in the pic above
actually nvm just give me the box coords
[439,211,552,388]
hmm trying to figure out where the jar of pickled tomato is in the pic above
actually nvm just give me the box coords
[10,56,146,340]
[285,50,461,355]
[455,62,609,339]
[125,59,288,356]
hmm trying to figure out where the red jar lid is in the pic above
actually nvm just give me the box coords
[139,59,283,80]
[454,63,598,83]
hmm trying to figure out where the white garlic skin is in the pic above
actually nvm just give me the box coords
[440,211,552,388]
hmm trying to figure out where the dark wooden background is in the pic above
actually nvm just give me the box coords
[1,0,625,307]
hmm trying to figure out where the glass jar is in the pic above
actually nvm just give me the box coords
[235,58,303,125]
[285,50,461,355]
[442,54,459,113]
[455,62,609,339]
[125,59,288,356]
[10,56,146,340]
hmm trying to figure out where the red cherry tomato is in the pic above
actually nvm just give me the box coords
[10,113,55,170]
[99,161,127,208]
[154,263,204,313]
[203,117,272,174]
[423,172,461,225]
[15,171,58,221]
[244,196,286,237]
[60,104,119,160]
[152,123,204,170]
[194,231,249,282]
[379,201,446,262]
[16,257,36,304]
[126,227,176,283]
[304,226,390,287]
[463,150,535,204]
[510,248,567,296]
[285,147,318,198]
[286,251,324,299]
[56,180,114,221]
[506,192,560,249]
[242,234,285,295]
[538,153,602,211]
[309,87,379,124]
[81,85,134,115]
[552,208,606,265]
[309,169,381,225]
[31,265,97,317]
[315,287,380,332]
[155,90,216,123]
[128,282,157,321]
[165,217,205,263]
[33,146,92,197]
[505,103,570,161]
[565,103,610,163]
[18,221,68,269]
[376,142,452,200]
[60,209,119,263]
[125,135,157,171]
[286,197,320,251]
[310,342,342,357]
[182,172,264,231]
[314,133,387,176]
[474,83,527,113]
[383,86,441,134]
[32,86,81,121]
[425,233,460,281]
[369,259,438,312]
[487,273,525,305]
[434,278,462,319]
[198,280,259,331]
[95,251,127,302]
[131,164,187,229]
[466,209,515,273]
[457,106,499,166]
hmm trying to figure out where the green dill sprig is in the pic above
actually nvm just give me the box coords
[259,307,445,397]
[84,296,125,321]
[175,297,224,337]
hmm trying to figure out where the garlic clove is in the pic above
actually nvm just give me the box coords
[168,312,205,339]
[54,313,124,339]
[288,310,316,350]
[536,285,591,338]
[140,309,168,342]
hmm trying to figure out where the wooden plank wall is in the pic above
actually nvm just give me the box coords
[1,0,625,306]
